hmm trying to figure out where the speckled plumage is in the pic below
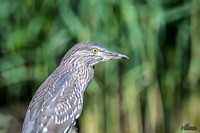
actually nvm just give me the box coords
[22,42,128,133]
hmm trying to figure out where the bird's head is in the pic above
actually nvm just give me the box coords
[61,42,129,67]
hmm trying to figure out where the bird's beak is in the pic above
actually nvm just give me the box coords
[100,50,129,61]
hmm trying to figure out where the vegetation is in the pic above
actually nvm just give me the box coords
[0,0,199,133]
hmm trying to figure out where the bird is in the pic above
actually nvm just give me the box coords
[22,42,128,133]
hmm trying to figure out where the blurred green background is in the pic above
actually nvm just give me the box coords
[0,0,200,133]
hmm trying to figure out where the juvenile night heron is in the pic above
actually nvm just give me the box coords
[22,42,128,133]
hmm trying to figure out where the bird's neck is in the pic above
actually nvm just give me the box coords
[60,58,94,94]
[74,64,94,94]
[61,62,94,94]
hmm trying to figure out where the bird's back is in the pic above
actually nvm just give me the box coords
[22,64,91,133]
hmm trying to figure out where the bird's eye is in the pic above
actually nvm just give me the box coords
[92,48,99,54]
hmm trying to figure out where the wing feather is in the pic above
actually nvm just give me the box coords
[23,66,82,133]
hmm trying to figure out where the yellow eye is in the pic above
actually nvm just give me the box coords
[92,48,99,54]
